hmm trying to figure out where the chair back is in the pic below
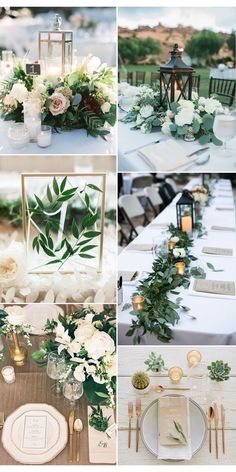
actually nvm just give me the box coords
[143,186,163,207]
[132,175,153,191]
[150,72,160,89]
[209,77,236,106]
[127,71,133,85]
[192,74,201,94]
[118,194,144,219]
[136,71,146,86]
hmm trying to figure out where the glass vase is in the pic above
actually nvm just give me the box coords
[23,98,41,142]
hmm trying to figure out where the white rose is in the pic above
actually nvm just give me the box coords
[171,236,179,243]
[98,82,116,104]
[5,305,27,326]
[82,55,101,75]
[198,97,206,106]
[140,104,154,118]
[173,248,186,258]
[175,109,193,127]
[161,121,172,136]
[178,99,194,110]
[198,105,205,112]
[74,365,85,382]
[140,122,152,134]
[84,331,115,360]
[101,101,111,114]
[136,113,144,125]
[0,241,26,287]
[204,98,223,115]
[74,323,96,344]
[10,83,29,103]
[166,109,174,118]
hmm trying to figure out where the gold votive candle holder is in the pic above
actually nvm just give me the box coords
[187,350,202,367]
[132,295,145,312]
[175,261,185,275]
[168,366,183,384]
[168,240,176,250]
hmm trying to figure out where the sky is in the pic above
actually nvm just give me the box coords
[118,7,236,33]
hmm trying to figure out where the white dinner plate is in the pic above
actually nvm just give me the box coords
[2,403,68,464]
[141,395,207,460]
[23,304,64,335]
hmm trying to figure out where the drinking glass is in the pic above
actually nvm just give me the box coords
[213,112,236,157]
[63,374,84,406]
[188,362,208,402]
[46,352,67,396]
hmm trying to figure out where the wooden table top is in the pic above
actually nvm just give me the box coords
[118,345,236,465]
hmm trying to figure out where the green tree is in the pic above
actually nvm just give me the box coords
[226,30,236,66]
[119,36,161,64]
[185,30,225,65]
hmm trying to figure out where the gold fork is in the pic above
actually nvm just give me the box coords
[221,404,225,454]
[135,399,141,453]
[214,402,219,460]
[0,412,4,429]
[128,402,133,448]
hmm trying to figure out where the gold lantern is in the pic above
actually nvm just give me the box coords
[39,13,73,78]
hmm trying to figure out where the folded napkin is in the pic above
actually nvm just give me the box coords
[138,140,197,171]
[127,243,153,252]
[118,271,139,282]
[87,406,116,464]
[193,279,235,296]
[157,396,192,461]
[216,195,232,198]
[216,206,234,211]
[211,226,235,232]
[202,246,233,256]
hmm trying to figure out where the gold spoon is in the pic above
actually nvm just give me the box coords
[74,418,83,463]
[153,384,191,393]
[207,405,214,453]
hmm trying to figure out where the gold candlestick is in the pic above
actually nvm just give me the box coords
[168,240,176,250]
[132,295,145,312]
[175,261,185,275]
[187,350,202,367]
[168,366,183,384]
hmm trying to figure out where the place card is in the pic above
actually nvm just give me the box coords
[158,396,188,447]
[193,279,235,296]
[127,243,153,252]
[211,226,235,232]
[25,63,41,75]
[22,415,47,449]
[202,246,233,256]
[119,271,139,282]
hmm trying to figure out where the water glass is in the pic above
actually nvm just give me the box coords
[63,374,84,406]
[47,352,66,396]
[213,112,236,157]
[188,362,208,401]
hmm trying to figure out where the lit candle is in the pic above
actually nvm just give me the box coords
[168,240,176,250]
[168,366,183,384]
[132,295,145,312]
[181,215,192,233]
[175,261,185,275]
[25,117,41,141]
[187,350,202,367]
[1,365,16,384]
[37,125,52,148]
[8,123,30,149]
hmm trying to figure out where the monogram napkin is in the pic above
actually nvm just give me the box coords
[211,226,235,232]
[138,140,197,171]
[157,396,192,460]
[87,406,116,464]
[202,246,233,256]
[193,279,235,296]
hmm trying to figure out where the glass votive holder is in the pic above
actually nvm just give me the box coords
[8,123,30,149]
[175,261,185,275]
[132,294,144,312]
[168,240,176,250]
[187,350,202,367]
[37,125,52,148]
[168,366,183,384]
[23,98,41,142]
[1,365,16,384]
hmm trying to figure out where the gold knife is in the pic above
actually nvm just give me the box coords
[213,402,219,460]
[221,404,225,454]
[135,399,141,453]
[68,410,75,463]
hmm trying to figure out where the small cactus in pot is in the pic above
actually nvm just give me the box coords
[207,360,231,382]
[132,371,150,393]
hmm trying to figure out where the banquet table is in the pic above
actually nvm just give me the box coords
[0,119,116,155]
[118,345,236,465]
[0,336,91,465]
[118,178,236,345]
[118,121,236,172]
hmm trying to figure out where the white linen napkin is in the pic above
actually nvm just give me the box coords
[138,140,197,171]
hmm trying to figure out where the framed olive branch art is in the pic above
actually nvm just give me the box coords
[21,173,106,274]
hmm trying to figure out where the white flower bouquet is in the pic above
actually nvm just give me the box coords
[0,305,32,344]
[32,306,116,407]
[122,85,164,133]
[161,97,224,145]
[191,185,209,205]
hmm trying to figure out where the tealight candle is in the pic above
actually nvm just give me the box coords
[132,295,145,312]
[168,240,176,250]
[8,123,30,149]
[181,216,192,233]
[37,125,52,148]
[168,366,183,384]
[175,261,185,275]
[187,350,202,367]
[1,365,16,384]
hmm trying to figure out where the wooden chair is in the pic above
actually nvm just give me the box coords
[136,71,146,86]
[192,74,201,94]
[150,72,160,89]
[208,77,236,106]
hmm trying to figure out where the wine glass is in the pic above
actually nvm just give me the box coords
[46,352,67,397]
[63,373,84,406]
[213,112,236,157]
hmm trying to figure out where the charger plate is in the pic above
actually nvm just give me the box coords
[140,395,207,461]
[2,403,67,464]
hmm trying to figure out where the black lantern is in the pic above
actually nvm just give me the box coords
[176,189,195,233]
[160,44,194,107]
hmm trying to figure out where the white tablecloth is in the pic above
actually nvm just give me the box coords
[118,178,236,345]
[0,119,116,155]
[118,121,236,172]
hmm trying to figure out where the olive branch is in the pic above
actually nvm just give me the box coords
[28,176,102,269]
[167,421,187,445]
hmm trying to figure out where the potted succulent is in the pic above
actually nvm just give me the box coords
[144,352,167,374]
[207,360,231,391]
[132,371,150,394]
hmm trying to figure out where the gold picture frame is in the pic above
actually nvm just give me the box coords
[21,172,106,274]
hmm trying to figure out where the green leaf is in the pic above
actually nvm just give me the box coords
[94,391,109,399]
[53,177,59,195]
[87,184,102,193]
[34,195,44,210]
[206,262,224,272]
[80,244,97,252]
[68,71,79,87]
[79,253,95,259]
[199,134,210,145]
[72,219,79,239]
[39,241,55,257]
[85,193,90,208]
[202,113,214,131]
[72,93,82,106]
[47,185,53,203]
[212,134,223,146]
[60,176,67,192]
[83,231,101,238]
[82,212,98,228]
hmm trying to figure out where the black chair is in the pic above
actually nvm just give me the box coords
[192,74,201,94]
[136,71,146,86]
[208,77,236,107]
[127,71,133,85]
[159,183,176,207]
[118,71,120,83]
[131,175,154,193]
[150,72,160,89]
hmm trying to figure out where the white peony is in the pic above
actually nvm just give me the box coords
[0,241,26,287]
[178,100,194,110]
[74,323,96,344]
[81,55,101,75]
[5,305,27,326]
[140,104,154,118]
[74,364,85,382]
[170,236,179,243]
[173,248,186,258]
[101,101,111,114]
[161,121,172,136]
[10,82,29,103]
[204,98,223,115]
[175,108,193,127]
[84,330,115,360]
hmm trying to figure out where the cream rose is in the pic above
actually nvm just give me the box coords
[173,248,186,258]
[3,94,17,110]
[175,109,193,127]
[84,331,115,360]
[0,241,26,287]
[5,305,27,326]
[74,365,85,382]
[82,55,101,75]
[161,121,172,136]
[49,92,70,116]
[101,101,111,114]
[10,83,28,103]
[74,323,96,344]
[204,98,223,115]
